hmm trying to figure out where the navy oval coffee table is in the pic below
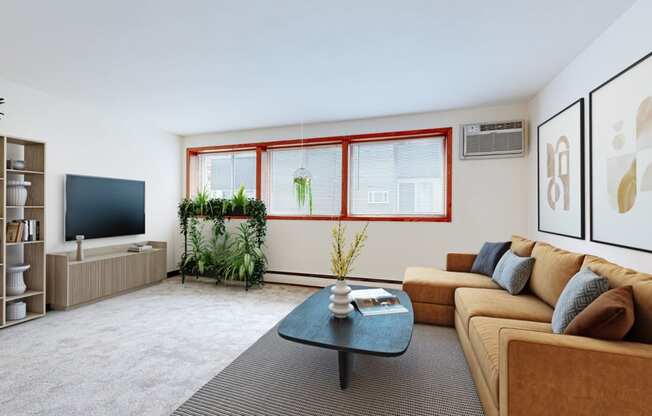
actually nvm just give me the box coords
[277,285,414,389]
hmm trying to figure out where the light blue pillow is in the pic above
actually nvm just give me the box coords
[551,268,609,334]
[492,250,535,295]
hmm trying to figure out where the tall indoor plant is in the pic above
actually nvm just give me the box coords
[328,221,368,318]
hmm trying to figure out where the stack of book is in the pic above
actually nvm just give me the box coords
[351,288,409,316]
[6,219,40,243]
[128,243,152,253]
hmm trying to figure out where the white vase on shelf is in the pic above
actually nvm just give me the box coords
[328,278,354,318]
[7,180,31,206]
[6,301,27,321]
[6,264,30,296]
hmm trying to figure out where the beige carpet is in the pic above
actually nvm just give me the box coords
[0,277,315,416]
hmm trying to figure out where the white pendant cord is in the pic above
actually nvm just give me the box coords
[300,121,306,168]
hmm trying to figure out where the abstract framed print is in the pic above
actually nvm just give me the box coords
[538,98,585,239]
[590,51,652,253]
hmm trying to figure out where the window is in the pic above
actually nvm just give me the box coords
[199,151,256,198]
[349,137,445,216]
[367,190,389,204]
[266,145,342,215]
[186,128,451,221]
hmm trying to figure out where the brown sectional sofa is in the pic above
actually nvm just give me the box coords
[402,236,652,416]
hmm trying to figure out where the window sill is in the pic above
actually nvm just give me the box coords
[265,215,451,222]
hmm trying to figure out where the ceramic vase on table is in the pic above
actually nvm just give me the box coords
[6,264,30,296]
[328,278,354,318]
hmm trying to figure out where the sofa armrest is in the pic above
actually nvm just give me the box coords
[446,253,477,272]
[499,328,652,416]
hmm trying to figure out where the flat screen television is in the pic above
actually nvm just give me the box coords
[65,175,145,241]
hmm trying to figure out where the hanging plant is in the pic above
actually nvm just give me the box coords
[293,168,313,214]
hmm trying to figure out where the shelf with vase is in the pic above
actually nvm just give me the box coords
[6,290,43,302]
[0,135,46,329]
[7,169,44,175]
[3,312,44,328]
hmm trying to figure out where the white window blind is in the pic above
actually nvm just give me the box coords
[349,137,445,216]
[267,145,342,215]
[198,151,256,198]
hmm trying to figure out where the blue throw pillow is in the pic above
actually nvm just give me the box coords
[552,268,609,334]
[492,250,535,295]
[471,241,511,277]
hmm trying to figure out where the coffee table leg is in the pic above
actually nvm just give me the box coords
[338,351,351,389]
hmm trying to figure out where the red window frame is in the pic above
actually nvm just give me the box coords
[186,127,452,222]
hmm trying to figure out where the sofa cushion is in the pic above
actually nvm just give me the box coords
[565,286,635,340]
[492,251,535,295]
[455,287,554,334]
[581,256,652,343]
[551,268,609,333]
[582,255,652,288]
[471,242,511,277]
[511,235,536,257]
[631,281,652,344]
[529,242,585,307]
[403,267,500,306]
[469,317,551,407]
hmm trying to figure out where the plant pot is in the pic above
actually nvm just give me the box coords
[7,180,31,206]
[328,279,354,318]
[6,301,27,321]
[6,264,30,296]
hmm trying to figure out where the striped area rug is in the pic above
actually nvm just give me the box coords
[173,324,484,416]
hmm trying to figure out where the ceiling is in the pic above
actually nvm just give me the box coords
[0,0,635,135]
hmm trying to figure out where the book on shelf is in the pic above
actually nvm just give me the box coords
[6,222,20,243]
[6,219,40,243]
[350,288,409,316]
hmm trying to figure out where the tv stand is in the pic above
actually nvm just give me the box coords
[46,241,167,310]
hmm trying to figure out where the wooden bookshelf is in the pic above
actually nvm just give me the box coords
[1,136,46,328]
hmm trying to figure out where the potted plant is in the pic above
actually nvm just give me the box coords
[194,187,211,216]
[222,223,267,286]
[224,185,249,215]
[328,221,368,318]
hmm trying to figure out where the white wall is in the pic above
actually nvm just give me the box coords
[527,0,651,273]
[183,102,530,282]
[0,77,181,270]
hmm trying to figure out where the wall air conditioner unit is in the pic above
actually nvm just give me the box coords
[460,120,527,159]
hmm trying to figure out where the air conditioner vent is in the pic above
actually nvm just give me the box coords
[479,121,523,131]
[461,120,527,160]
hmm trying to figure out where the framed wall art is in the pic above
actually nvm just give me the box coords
[538,98,585,239]
[590,51,652,253]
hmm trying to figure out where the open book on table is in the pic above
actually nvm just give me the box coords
[350,288,408,316]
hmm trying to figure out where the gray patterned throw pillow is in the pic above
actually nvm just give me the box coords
[492,250,535,295]
[552,268,609,334]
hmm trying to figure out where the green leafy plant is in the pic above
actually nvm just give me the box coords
[194,187,211,216]
[181,218,205,275]
[330,221,369,279]
[223,185,249,215]
[223,223,267,284]
[178,193,267,287]
[294,176,313,214]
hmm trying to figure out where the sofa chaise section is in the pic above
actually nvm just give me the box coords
[403,254,500,326]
